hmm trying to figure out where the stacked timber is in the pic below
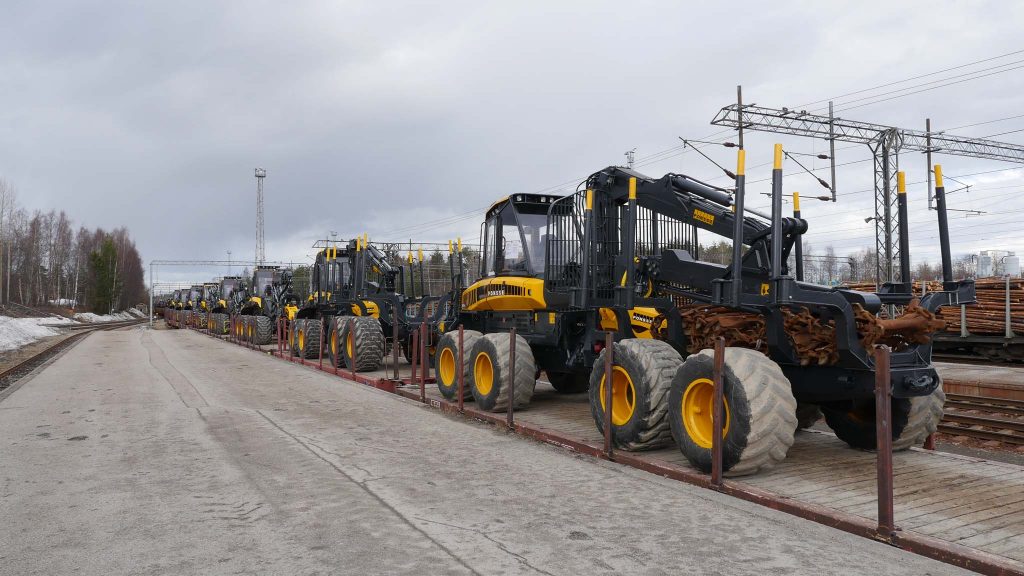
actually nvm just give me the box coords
[843,277,1024,336]
[940,277,1024,336]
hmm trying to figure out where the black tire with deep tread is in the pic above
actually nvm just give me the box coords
[469,332,536,412]
[340,316,385,371]
[435,330,482,400]
[796,403,823,430]
[589,339,681,451]
[668,348,798,476]
[547,371,590,394]
[822,381,945,451]
[326,318,346,368]
[290,319,304,355]
[254,316,275,345]
[298,319,322,359]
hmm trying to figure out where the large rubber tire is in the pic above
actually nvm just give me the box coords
[296,319,322,359]
[245,317,257,343]
[668,348,798,476]
[547,371,589,394]
[254,316,275,345]
[340,317,386,371]
[435,330,483,401]
[796,403,823,430]
[326,318,346,368]
[469,332,536,412]
[589,339,681,451]
[822,382,945,451]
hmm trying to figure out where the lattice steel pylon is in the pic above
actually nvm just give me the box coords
[711,104,1024,285]
[255,168,266,265]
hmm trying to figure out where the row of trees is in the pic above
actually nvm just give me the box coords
[701,239,977,286]
[0,179,145,312]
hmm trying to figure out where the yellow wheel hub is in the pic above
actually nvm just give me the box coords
[439,348,456,386]
[298,329,305,350]
[681,377,730,449]
[330,331,338,356]
[599,366,636,426]
[474,351,494,396]
[346,332,354,358]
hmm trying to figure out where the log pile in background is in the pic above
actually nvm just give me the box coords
[845,277,1024,336]
[939,277,1024,335]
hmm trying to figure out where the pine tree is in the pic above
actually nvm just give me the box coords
[89,238,119,313]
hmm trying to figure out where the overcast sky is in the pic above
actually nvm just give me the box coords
[2,1,1022,288]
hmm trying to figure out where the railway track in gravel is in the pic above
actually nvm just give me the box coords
[939,392,1024,445]
[0,318,145,393]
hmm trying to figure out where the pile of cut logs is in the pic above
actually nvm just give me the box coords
[844,277,1024,336]
[940,277,1024,335]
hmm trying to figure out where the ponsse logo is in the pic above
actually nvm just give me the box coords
[693,209,715,225]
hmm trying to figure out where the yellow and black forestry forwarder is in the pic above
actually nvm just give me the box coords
[290,236,452,370]
[182,285,203,327]
[205,276,243,335]
[235,266,299,345]
[433,147,974,476]
[193,282,219,329]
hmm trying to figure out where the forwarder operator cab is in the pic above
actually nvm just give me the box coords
[481,194,559,278]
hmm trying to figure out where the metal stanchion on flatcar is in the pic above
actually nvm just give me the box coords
[875,345,896,539]
[392,308,400,381]
[349,318,358,380]
[457,325,465,413]
[318,320,324,370]
[507,328,516,429]
[603,332,613,459]
[420,322,429,390]
[711,337,726,486]
[411,329,419,387]
[420,323,427,403]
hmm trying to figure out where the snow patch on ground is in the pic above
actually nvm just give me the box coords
[127,308,145,318]
[73,311,135,323]
[0,317,65,352]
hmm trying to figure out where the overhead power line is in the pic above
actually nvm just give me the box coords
[795,48,1024,108]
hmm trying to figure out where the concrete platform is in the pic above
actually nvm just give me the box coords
[936,361,1024,398]
[0,327,982,575]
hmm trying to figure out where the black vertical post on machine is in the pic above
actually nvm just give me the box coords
[896,171,911,292]
[730,149,747,305]
[354,236,363,296]
[711,336,726,486]
[770,144,784,298]
[875,344,895,539]
[934,165,954,285]
[793,192,804,282]
[418,248,426,299]
[623,177,638,311]
[603,332,614,459]
[578,189,593,309]
[730,86,747,306]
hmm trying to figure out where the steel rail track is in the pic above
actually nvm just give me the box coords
[940,393,1024,445]
[0,319,145,391]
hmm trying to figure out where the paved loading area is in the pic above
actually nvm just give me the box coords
[0,328,973,575]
